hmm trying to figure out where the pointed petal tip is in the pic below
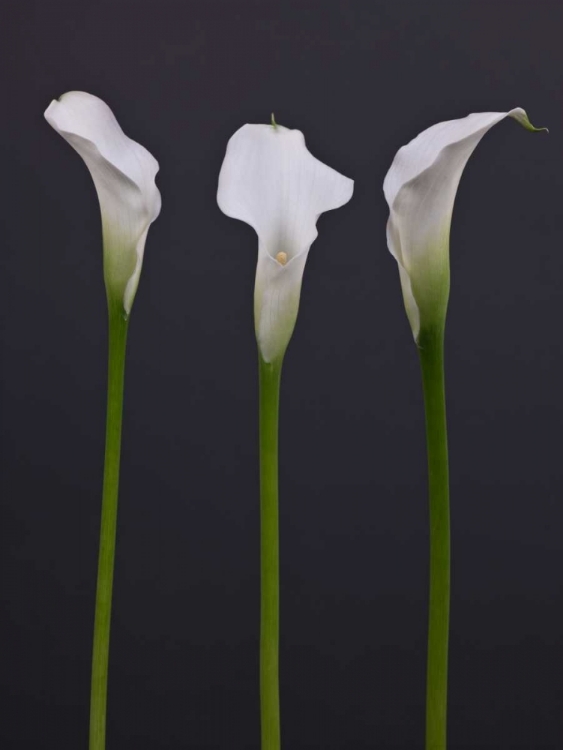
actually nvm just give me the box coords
[510,107,548,133]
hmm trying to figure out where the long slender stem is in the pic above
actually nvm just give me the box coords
[419,326,450,750]
[258,356,282,750]
[89,304,129,750]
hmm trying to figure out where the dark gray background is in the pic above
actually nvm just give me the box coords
[1,0,561,747]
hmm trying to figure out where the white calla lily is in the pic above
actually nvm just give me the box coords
[45,92,162,749]
[383,108,544,342]
[217,121,354,363]
[45,91,161,315]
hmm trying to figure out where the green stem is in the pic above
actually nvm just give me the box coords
[419,326,450,750]
[89,304,129,750]
[259,356,282,750]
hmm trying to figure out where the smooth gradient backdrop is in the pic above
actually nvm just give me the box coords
[1,1,562,748]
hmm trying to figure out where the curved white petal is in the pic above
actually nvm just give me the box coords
[217,123,354,362]
[383,108,544,342]
[45,91,161,314]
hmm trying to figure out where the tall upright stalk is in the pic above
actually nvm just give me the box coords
[89,304,129,750]
[258,356,282,750]
[418,325,450,750]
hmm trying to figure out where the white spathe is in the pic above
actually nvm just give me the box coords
[217,123,354,363]
[45,91,161,314]
[383,108,543,342]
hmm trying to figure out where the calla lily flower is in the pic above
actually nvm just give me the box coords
[383,108,544,342]
[45,91,161,750]
[44,91,161,315]
[217,120,354,363]
[218,120,353,748]
[383,107,544,749]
